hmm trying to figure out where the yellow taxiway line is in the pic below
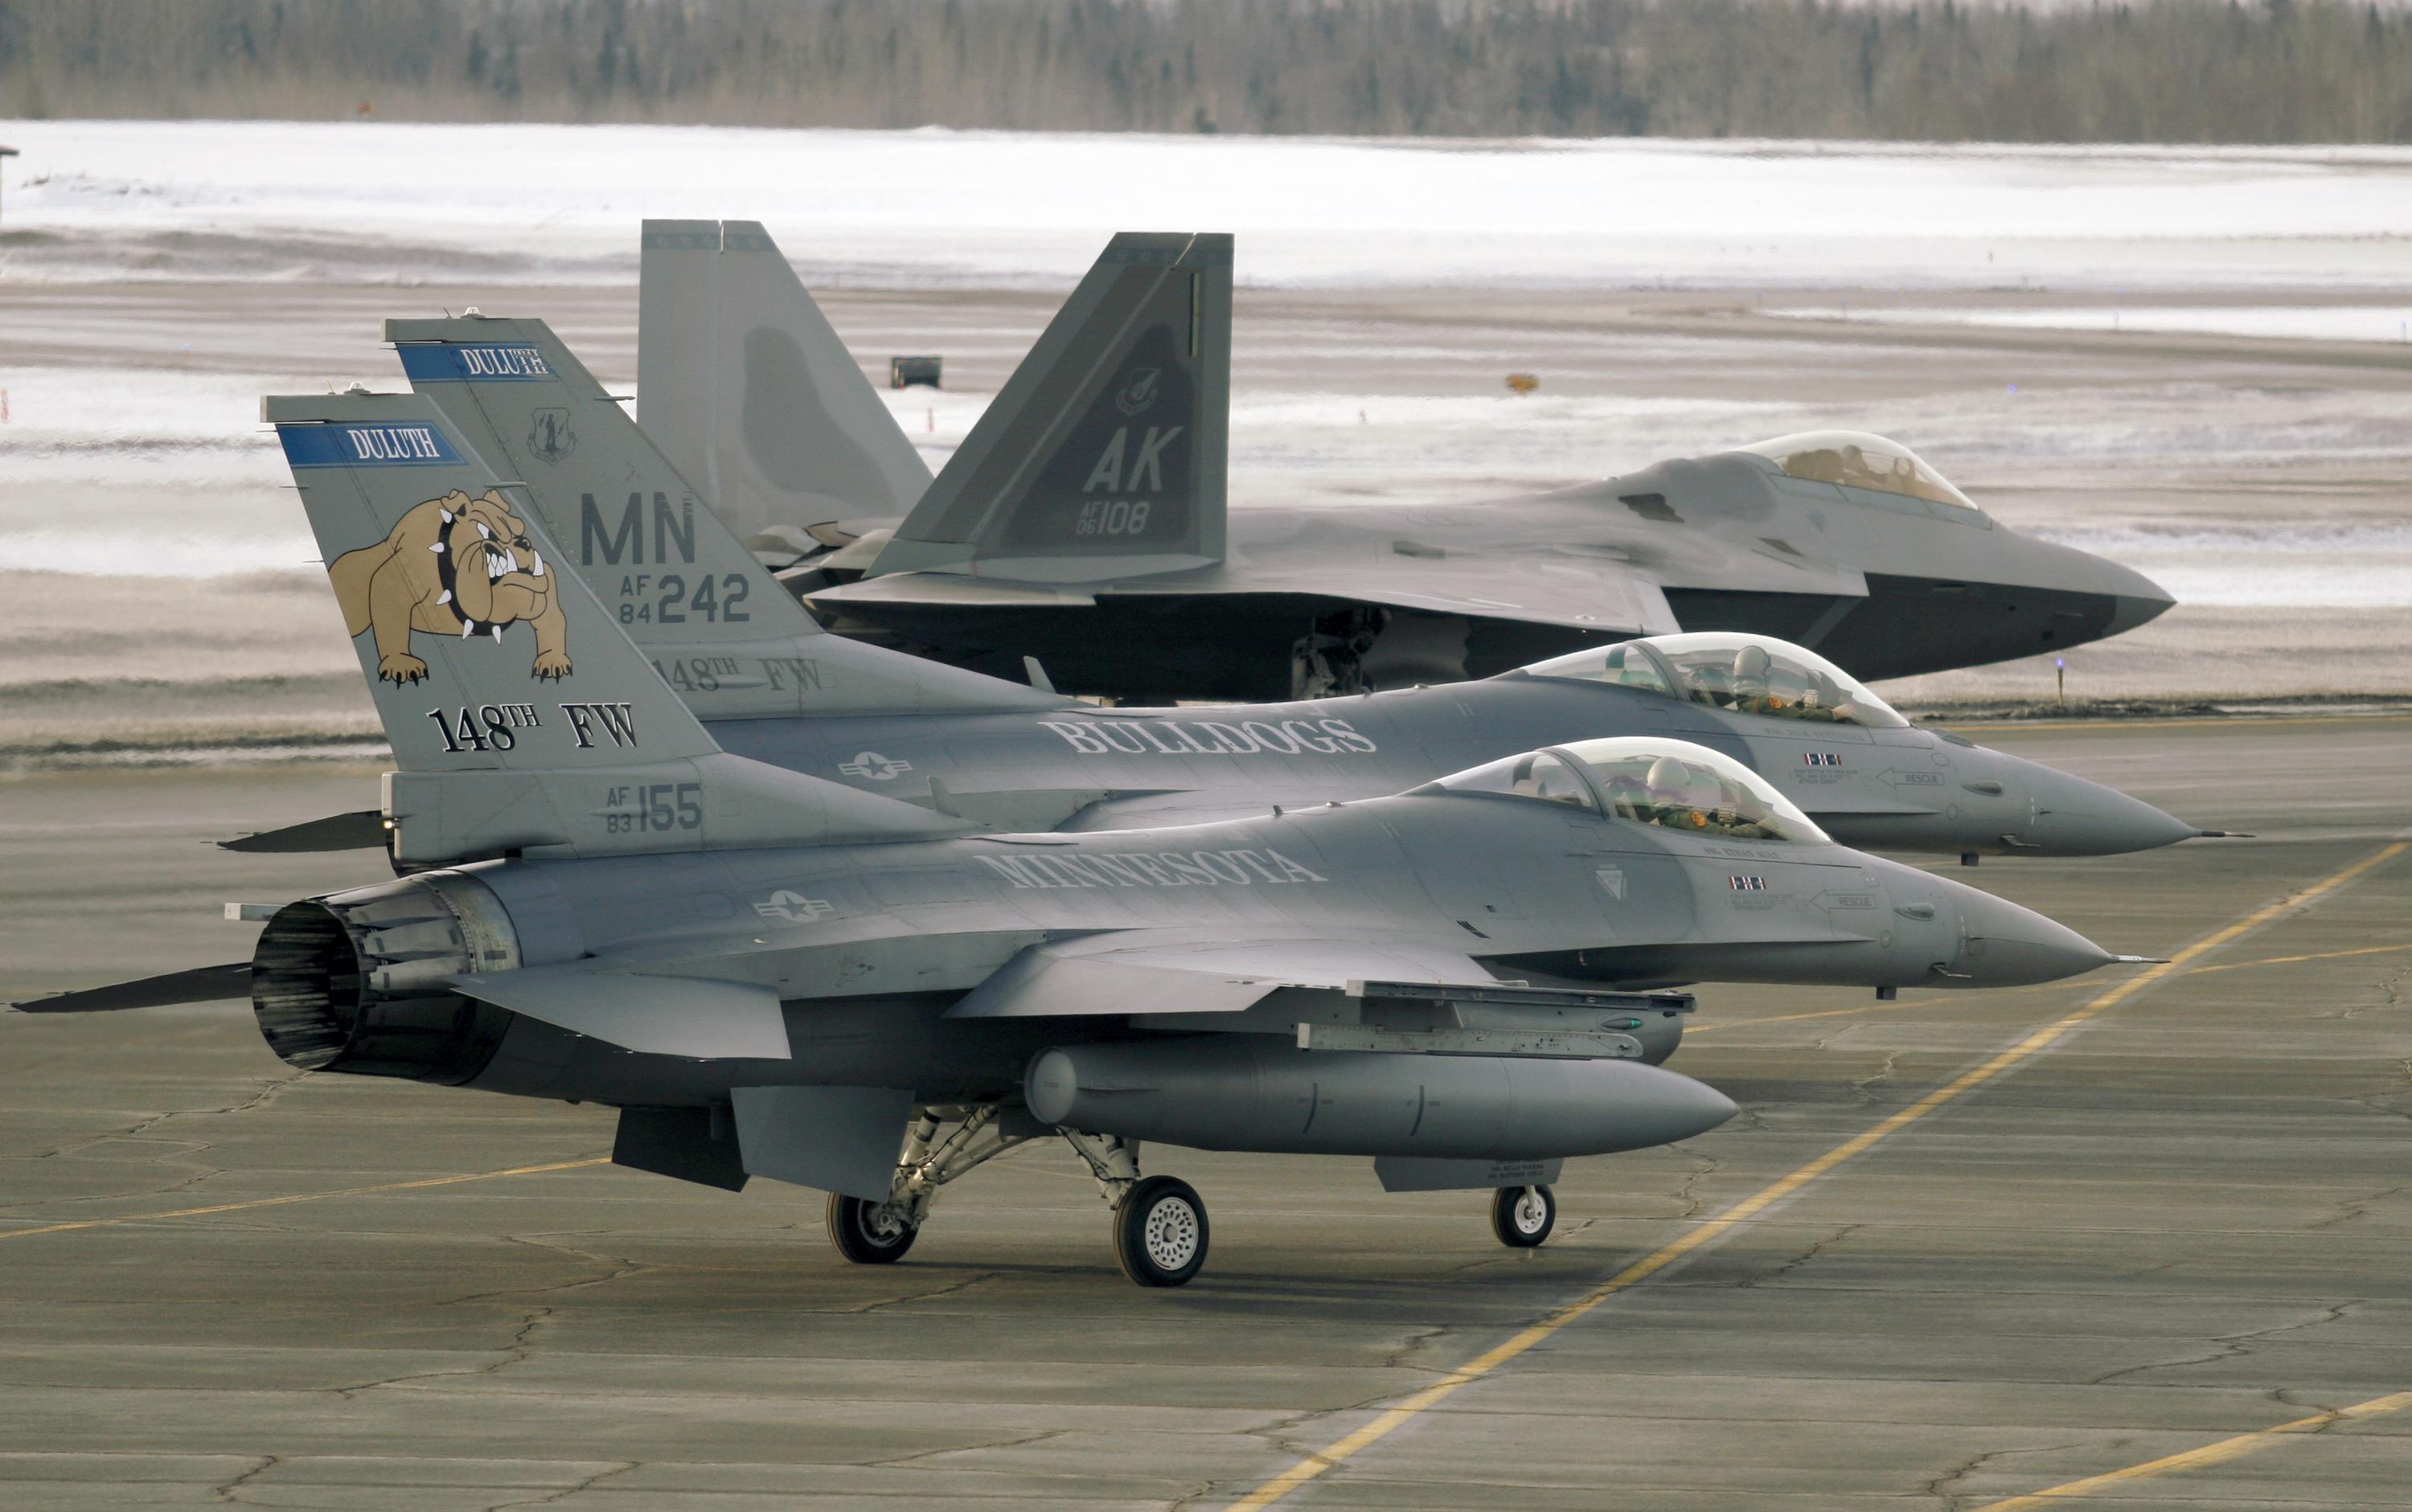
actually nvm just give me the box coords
[1224,839,2407,1510]
[0,1157,611,1242]
[2188,940,2412,974]
[1977,1389,2412,1509]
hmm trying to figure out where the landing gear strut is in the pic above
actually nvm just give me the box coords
[1491,1183,1556,1248]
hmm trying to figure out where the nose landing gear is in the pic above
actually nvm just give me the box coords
[1492,1183,1557,1248]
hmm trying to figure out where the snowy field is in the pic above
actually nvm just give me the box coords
[1,121,2408,752]
[5,121,2412,293]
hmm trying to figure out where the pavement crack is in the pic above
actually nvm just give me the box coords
[2310,1186,2405,1229]
[213,1454,280,1504]
[37,1072,304,1160]
[844,1270,999,1313]
[1850,1050,1905,1106]
[2085,1341,2244,1386]
[482,1461,641,1510]
[1381,1322,1452,1368]
[1672,1150,1721,1218]
[2213,1298,2366,1344]
[1925,1440,2090,1509]
[1745,1223,1859,1287]
[858,1428,1065,1467]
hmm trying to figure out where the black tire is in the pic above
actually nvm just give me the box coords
[1114,1175,1209,1287]
[827,1193,918,1264]
[1491,1184,1556,1248]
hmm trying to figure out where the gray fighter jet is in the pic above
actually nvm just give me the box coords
[19,393,2139,1285]
[262,313,2194,869]
[642,221,2172,701]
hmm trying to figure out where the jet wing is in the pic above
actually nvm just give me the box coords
[810,551,1679,636]
[943,932,1498,1019]
[446,966,790,1059]
[1143,550,1687,635]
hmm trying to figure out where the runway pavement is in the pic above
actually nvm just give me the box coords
[1,714,2407,1510]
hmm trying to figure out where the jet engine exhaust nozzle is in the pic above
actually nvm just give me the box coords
[250,871,519,1084]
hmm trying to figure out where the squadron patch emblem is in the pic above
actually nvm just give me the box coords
[327,489,572,685]
[528,407,577,464]
[1113,366,1161,416]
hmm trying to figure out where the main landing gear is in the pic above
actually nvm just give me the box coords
[819,1109,1213,1288]
[1491,1183,1557,1248]
[1113,1174,1209,1288]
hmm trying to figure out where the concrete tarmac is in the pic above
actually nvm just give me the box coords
[2,715,2408,1510]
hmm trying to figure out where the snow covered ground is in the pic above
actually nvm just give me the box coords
[4,121,2412,291]
[1766,304,2412,344]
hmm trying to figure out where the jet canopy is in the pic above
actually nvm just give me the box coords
[1524,632,1909,729]
[1741,430,1978,512]
[1422,736,1830,845]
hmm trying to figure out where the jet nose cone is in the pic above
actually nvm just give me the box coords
[2020,762,2199,856]
[2094,557,2176,634]
[1949,884,2117,987]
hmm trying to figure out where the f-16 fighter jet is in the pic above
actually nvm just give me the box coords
[640,220,2172,701]
[260,315,2200,869]
[18,395,2143,1285]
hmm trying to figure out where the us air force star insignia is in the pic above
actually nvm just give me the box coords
[754,891,835,923]
[528,407,576,464]
[1113,367,1161,416]
[839,752,911,781]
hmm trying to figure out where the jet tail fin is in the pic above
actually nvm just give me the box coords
[868,231,1231,585]
[638,219,932,545]
[386,314,1064,717]
[267,391,963,867]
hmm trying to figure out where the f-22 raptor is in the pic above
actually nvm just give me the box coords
[638,220,2173,702]
[18,394,2141,1286]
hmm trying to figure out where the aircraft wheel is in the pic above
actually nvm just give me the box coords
[827,1193,919,1264]
[1491,1184,1556,1248]
[1114,1175,1209,1287]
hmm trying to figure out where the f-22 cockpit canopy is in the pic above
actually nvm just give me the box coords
[1522,632,1910,729]
[1739,429,1980,513]
[1420,736,1830,845]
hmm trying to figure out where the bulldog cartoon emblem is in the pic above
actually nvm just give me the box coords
[328,489,572,685]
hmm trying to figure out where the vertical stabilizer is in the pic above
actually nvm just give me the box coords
[868,232,1230,585]
[638,218,931,545]
[388,315,1064,717]
[267,391,962,865]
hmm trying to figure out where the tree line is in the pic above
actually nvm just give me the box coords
[2,0,2408,143]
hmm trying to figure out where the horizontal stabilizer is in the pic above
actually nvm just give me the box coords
[219,810,386,853]
[944,932,1495,1019]
[446,967,790,1059]
[14,963,250,1014]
